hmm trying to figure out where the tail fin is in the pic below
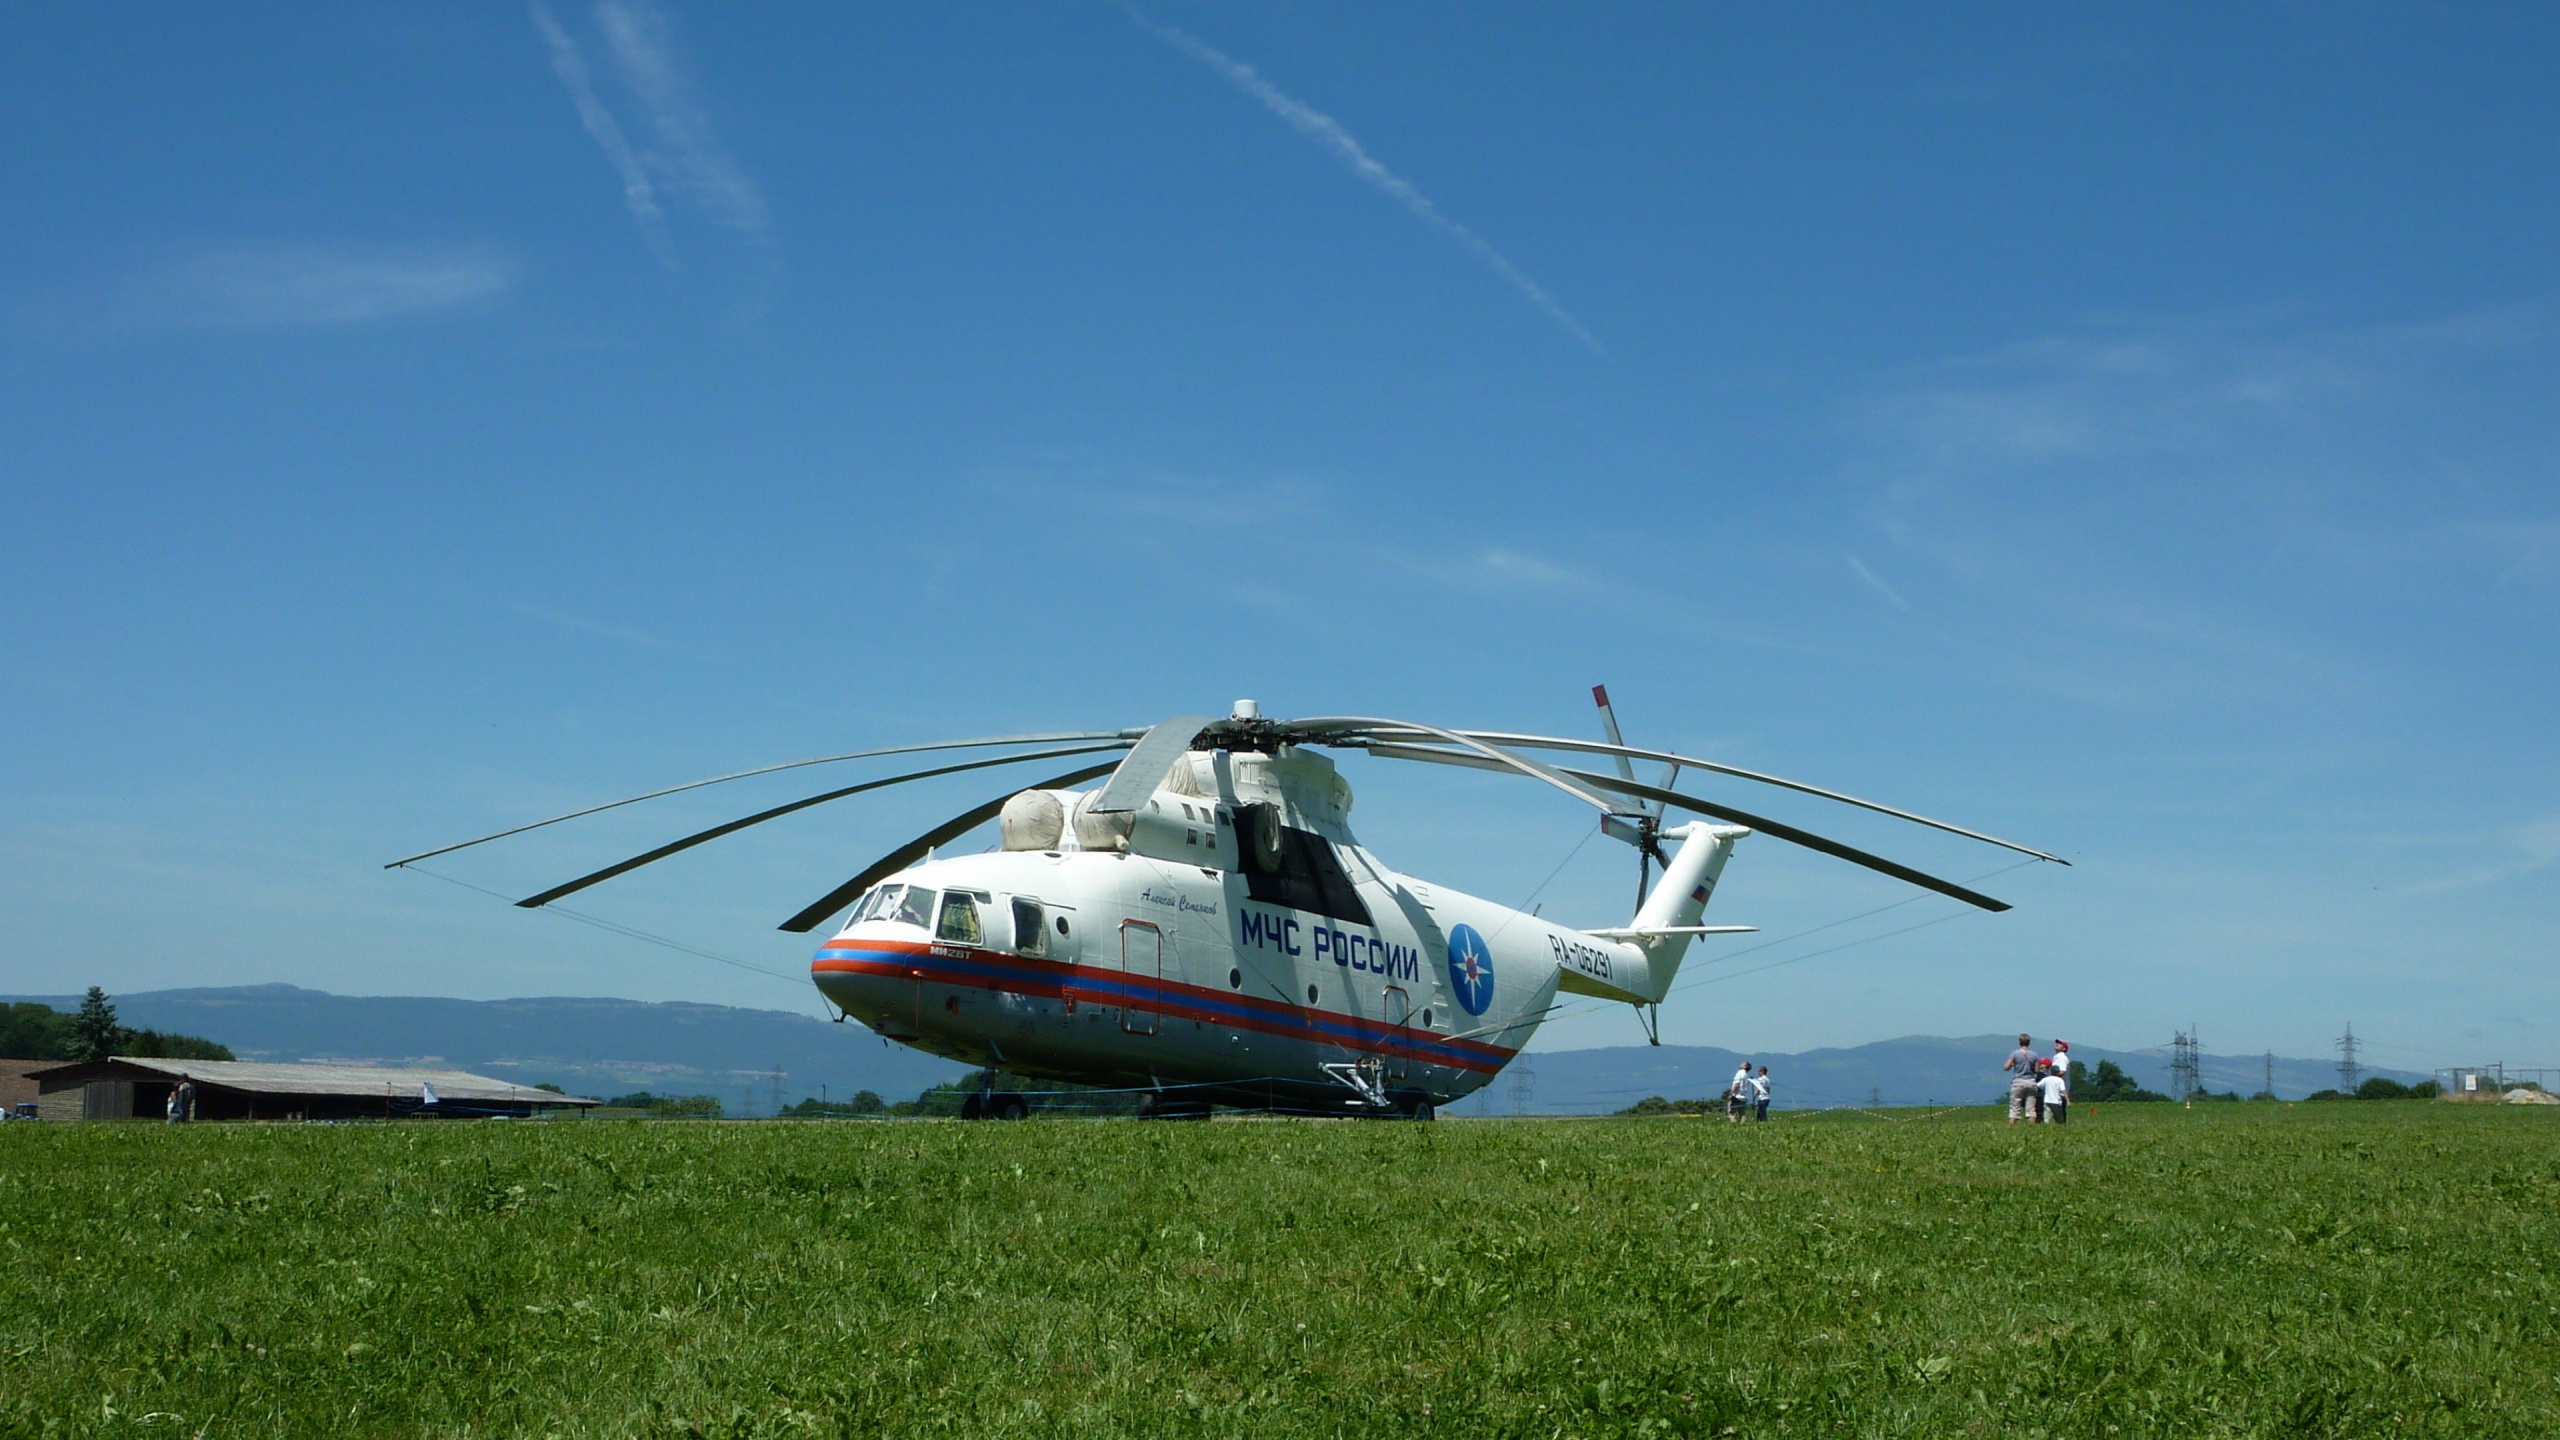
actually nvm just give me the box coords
[1622,823,1749,997]
[1557,823,1753,1005]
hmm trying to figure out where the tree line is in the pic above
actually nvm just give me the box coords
[0,989,232,1063]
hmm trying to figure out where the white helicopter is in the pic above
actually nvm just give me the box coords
[394,691,2061,1120]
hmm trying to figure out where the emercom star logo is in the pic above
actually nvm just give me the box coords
[1446,924,1495,1017]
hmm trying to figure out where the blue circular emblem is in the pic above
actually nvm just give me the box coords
[1446,923,1495,1017]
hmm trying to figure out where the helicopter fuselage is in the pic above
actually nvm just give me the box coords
[808,840,1587,1113]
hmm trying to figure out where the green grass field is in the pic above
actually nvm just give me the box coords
[5,1104,2556,1438]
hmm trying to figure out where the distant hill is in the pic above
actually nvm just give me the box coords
[0,985,968,1112]
[1444,1035,2429,1116]
[4,986,2423,1116]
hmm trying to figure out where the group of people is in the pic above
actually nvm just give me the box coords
[1722,1061,1772,1122]
[2003,1034,2073,1124]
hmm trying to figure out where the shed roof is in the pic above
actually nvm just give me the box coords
[28,1056,596,1106]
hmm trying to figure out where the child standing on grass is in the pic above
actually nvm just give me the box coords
[2039,1063,2069,1124]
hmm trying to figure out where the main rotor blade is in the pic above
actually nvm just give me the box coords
[776,759,1124,933]
[1348,724,2064,864]
[388,728,1145,869]
[1352,742,2013,912]
[1086,714,1218,813]
[1564,764,2010,911]
[515,743,1130,910]
[1283,715,1619,813]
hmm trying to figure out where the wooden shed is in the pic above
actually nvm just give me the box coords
[28,1057,597,1122]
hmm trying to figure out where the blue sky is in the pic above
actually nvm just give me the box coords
[3,3,2554,1076]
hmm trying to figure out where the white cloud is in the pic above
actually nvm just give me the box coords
[2402,816,2560,893]
[2443,521,2560,584]
[1475,547,1583,589]
[153,244,514,328]
[507,601,722,664]
[532,3,670,264]
[594,1,767,237]
[1846,555,1909,610]
[532,0,767,262]
[1133,13,1601,355]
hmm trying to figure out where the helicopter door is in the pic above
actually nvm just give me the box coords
[1381,986,1411,1080]
[1120,921,1162,1036]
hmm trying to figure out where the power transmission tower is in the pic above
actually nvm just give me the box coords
[1508,1058,1535,1116]
[2169,1026,2200,1100]
[2263,1050,2275,1099]
[770,1064,785,1119]
[2336,1022,2362,1096]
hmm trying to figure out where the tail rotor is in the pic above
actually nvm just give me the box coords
[1592,685,1678,905]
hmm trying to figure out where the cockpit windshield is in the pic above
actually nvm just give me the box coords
[936,892,983,945]
[892,886,936,929]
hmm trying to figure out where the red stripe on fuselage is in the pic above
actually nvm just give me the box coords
[811,938,1515,1073]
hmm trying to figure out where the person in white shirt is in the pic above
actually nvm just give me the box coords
[1727,1061,1753,1123]
[1750,1066,1772,1122]
[2038,1063,2069,1125]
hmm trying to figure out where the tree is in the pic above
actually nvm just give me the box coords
[1,996,228,1063]
[602,1090,723,1118]
[0,1002,76,1060]
[69,988,127,1062]
[2080,1059,2171,1103]
[124,1029,233,1061]
[893,1069,1140,1117]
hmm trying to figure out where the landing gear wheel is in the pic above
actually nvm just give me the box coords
[992,1093,1030,1122]
[1388,1089,1437,1121]
[959,1091,985,1121]
[1409,1100,1436,1122]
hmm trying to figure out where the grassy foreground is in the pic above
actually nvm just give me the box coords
[4,1105,2556,1439]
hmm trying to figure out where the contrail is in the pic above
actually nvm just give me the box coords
[532,3,673,265]
[1134,14,1602,354]
[595,0,769,237]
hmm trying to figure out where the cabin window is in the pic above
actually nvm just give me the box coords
[936,892,983,945]
[1012,898,1046,956]
[891,886,936,930]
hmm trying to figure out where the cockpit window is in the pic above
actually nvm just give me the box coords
[892,886,936,930]
[1011,897,1045,956]
[936,892,983,945]
[849,885,890,924]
